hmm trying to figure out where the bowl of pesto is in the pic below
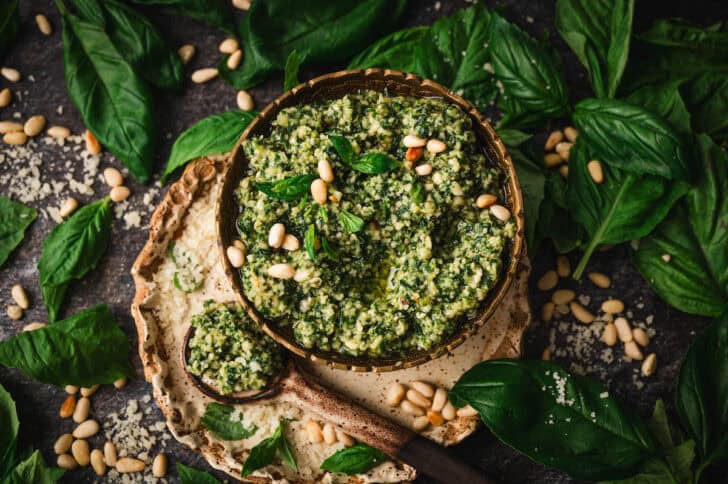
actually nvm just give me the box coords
[217,69,525,371]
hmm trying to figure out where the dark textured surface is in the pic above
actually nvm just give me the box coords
[0,1,724,483]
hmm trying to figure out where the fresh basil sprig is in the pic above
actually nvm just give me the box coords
[0,0,19,59]
[338,210,365,233]
[320,443,386,475]
[328,136,398,174]
[201,403,257,441]
[177,463,220,484]
[0,305,134,387]
[241,419,297,477]
[0,196,37,269]
[255,174,317,201]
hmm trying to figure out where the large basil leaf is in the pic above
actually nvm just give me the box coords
[320,443,386,475]
[0,305,133,387]
[567,142,688,278]
[38,198,112,321]
[676,309,728,472]
[161,111,257,183]
[176,463,220,484]
[255,174,317,201]
[219,16,276,89]
[0,0,19,59]
[573,98,691,180]
[680,72,728,143]
[0,196,37,269]
[488,12,569,128]
[555,0,633,98]
[128,0,235,34]
[241,420,296,477]
[450,360,657,480]
[200,403,257,441]
[5,450,63,484]
[624,81,691,134]
[632,135,727,317]
[0,384,19,479]
[348,27,428,73]
[59,6,155,183]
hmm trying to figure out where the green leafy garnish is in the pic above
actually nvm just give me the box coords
[329,135,397,174]
[177,462,221,484]
[320,443,386,475]
[201,403,257,441]
[304,224,316,260]
[241,419,297,477]
[283,49,302,91]
[410,182,426,205]
[338,210,364,233]
[328,135,355,164]
[255,174,317,201]
[320,237,339,261]
[0,196,37,269]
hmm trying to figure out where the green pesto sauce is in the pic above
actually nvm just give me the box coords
[235,90,515,358]
[187,301,284,394]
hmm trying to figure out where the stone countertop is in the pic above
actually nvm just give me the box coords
[0,1,723,483]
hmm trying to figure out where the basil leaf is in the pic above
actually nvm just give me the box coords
[177,463,221,484]
[0,196,37,269]
[573,98,691,180]
[497,128,532,147]
[450,360,657,480]
[283,49,302,91]
[6,449,63,484]
[642,400,696,484]
[508,145,546,253]
[40,283,69,325]
[127,0,235,34]
[0,0,19,59]
[350,153,398,174]
[488,12,569,128]
[201,403,257,441]
[241,420,296,477]
[647,400,675,449]
[162,111,257,183]
[304,224,316,260]
[59,6,155,183]
[555,0,633,98]
[219,15,276,89]
[321,443,386,475]
[38,198,112,321]
[321,237,339,261]
[338,210,364,233]
[328,135,354,165]
[632,135,727,317]
[676,309,728,474]
[278,430,297,472]
[681,72,728,143]
[625,81,691,134]
[0,383,19,478]
[410,182,426,205]
[0,304,134,387]
[536,173,586,254]
[255,174,317,201]
[348,27,428,72]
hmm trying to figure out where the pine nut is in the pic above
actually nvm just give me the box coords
[544,130,563,150]
[426,139,446,153]
[476,194,497,208]
[641,353,657,376]
[191,68,218,83]
[102,167,123,187]
[11,284,28,309]
[3,131,27,145]
[490,204,511,221]
[427,410,445,426]
[54,434,73,455]
[406,389,431,408]
[559,165,569,178]
[405,146,423,163]
[556,256,570,278]
[456,405,478,417]
[541,347,551,360]
[441,401,456,420]
[22,322,46,331]
[47,125,71,139]
[386,383,406,406]
[110,186,131,202]
[226,245,245,268]
[35,14,53,35]
[555,142,572,161]
[588,160,604,184]
[81,385,99,397]
[268,263,295,279]
[412,415,430,431]
[633,328,650,347]
[400,400,425,416]
[587,272,611,288]
[236,90,254,111]
[322,423,337,444]
[72,439,90,466]
[268,223,286,248]
[602,323,617,346]
[65,385,78,394]
[219,38,239,54]
[564,126,578,142]
[60,395,76,418]
[282,234,300,251]
[232,0,251,10]
[601,299,624,314]
[541,302,555,322]
[552,289,575,305]
[84,129,101,155]
[317,159,334,182]
[73,419,100,439]
[338,431,355,447]
[57,454,77,470]
[662,254,671,263]
[1,67,21,82]
[431,388,447,412]
[544,153,562,167]
[104,441,117,467]
[24,115,46,137]
[60,197,78,218]
[537,270,558,291]
[0,88,11,108]
[116,457,145,473]
[152,453,167,477]
[311,178,327,204]
[0,121,22,133]
[570,302,595,323]
[178,44,195,64]
[614,317,632,343]
[410,381,434,398]
[113,377,127,389]
[73,397,90,423]
[227,49,242,70]
[415,163,432,176]
[6,305,22,320]
[625,341,644,361]
[403,135,426,148]
[304,420,323,443]
[91,449,106,476]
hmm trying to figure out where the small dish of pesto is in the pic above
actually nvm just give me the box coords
[232,90,515,359]
[186,301,284,394]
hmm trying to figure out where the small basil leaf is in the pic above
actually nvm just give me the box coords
[201,403,257,441]
[0,304,134,387]
[0,196,37,269]
[625,81,691,134]
[278,430,297,471]
[0,383,19,476]
[497,128,533,147]
[162,111,257,184]
[348,26,428,72]
[321,443,386,475]
[328,135,354,165]
[218,15,276,89]
[0,0,19,59]
[410,182,426,205]
[681,72,728,144]
[338,210,364,233]
[320,237,339,261]
[283,49,302,91]
[241,420,296,477]
[177,462,221,484]
[451,359,658,480]
[255,174,317,201]
[350,153,398,174]
[127,0,235,34]
[304,224,316,260]
[647,400,674,449]
[6,449,63,483]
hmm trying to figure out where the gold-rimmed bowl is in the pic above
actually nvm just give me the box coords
[216,68,525,372]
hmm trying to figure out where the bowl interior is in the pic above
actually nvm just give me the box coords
[216,68,524,372]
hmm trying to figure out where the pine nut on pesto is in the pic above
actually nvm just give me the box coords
[235,90,515,358]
